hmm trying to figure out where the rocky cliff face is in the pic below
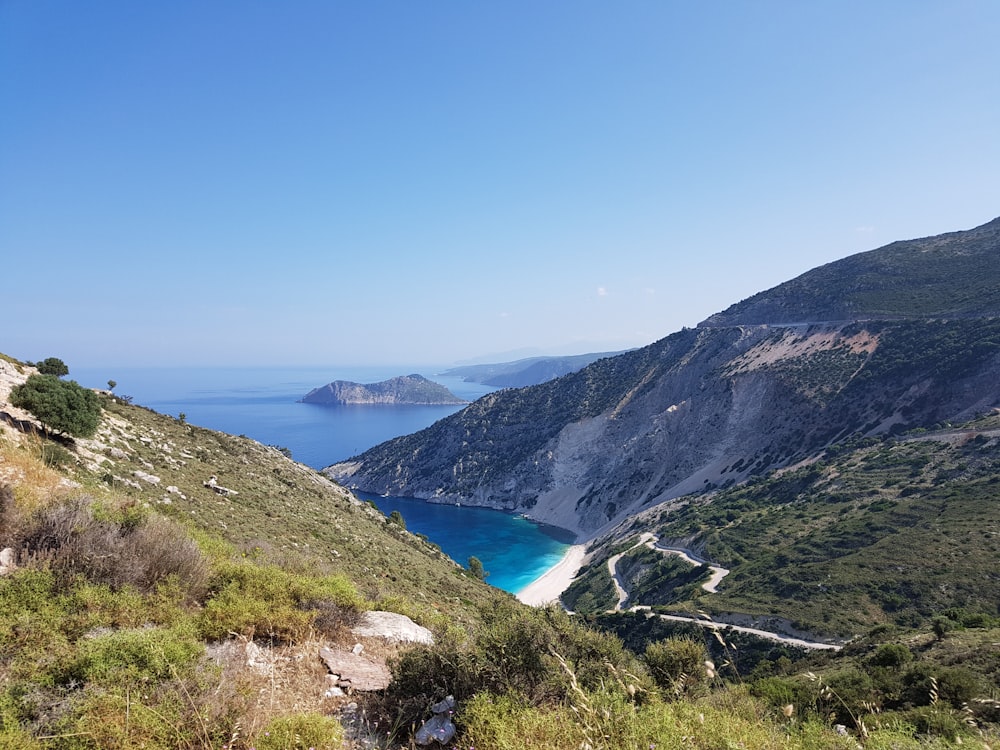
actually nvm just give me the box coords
[301,374,466,406]
[325,218,1000,539]
[327,319,1000,537]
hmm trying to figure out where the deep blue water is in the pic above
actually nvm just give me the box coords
[73,365,571,594]
[75,365,492,470]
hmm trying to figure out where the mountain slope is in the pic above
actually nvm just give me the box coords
[571,411,1000,637]
[325,217,1000,544]
[701,215,1000,326]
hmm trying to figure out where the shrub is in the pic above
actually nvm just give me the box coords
[9,374,101,438]
[381,601,649,730]
[35,358,68,377]
[197,561,363,642]
[903,705,966,738]
[12,498,209,597]
[69,622,203,687]
[901,664,982,708]
[254,712,344,750]
[39,442,73,468]
[644,637,710,697]
[870,643,913,669]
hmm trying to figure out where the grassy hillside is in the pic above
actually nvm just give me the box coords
[577,412,1000,638]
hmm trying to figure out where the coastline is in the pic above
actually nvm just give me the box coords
[516,544,587,606]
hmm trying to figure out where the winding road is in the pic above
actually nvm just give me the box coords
[606,533,842,651]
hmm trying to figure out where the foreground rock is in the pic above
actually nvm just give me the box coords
[319,646,392,692]
[351,610,435,645]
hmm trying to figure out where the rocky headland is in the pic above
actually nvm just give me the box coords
[300,374,467,406]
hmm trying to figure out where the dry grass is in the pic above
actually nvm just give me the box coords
[0,435,77,516]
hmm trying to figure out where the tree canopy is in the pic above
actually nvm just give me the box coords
[10,374,102,438]
[468,556,488,580]
[36,357,69,377]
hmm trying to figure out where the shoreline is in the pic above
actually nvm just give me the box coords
[516,544,588,606]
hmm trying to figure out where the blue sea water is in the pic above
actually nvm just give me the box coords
[360,493,574,594]
[73,365,572,594]
[75,365,492,470]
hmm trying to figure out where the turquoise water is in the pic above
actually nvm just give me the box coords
[73,365,572,594]
[361,492,572,594]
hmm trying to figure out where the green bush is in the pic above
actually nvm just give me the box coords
[254,713,344,749]
[749,675,817,714]
[870,643,913,669]
[903,705,966,739]
[382,601,649,730]
[644,637,709,697]
[39,441,74,468]
[0,568,73,666]
[900,664,982,708]
[197,561,363,642]
[10,374,101,438]
[35,357,69,377]
[69,622,203,687]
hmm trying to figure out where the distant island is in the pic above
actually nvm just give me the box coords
[441,351,630,388]
[300,374,468,406]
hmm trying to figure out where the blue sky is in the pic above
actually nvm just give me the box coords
[2,1,998,367]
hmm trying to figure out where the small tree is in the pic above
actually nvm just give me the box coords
[388,510,406,529]
[10,374,102,438]
[36,357,69,377]
[107,380,117,392]
[468,556,488,580]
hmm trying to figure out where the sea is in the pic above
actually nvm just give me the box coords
[74,365,572,594]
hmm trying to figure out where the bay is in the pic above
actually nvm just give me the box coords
[72,365,570,594]
[360,492,573,594]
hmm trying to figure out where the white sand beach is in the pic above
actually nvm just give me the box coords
[516,544,587,606]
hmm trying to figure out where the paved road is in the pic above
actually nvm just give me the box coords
[605,533,842,651]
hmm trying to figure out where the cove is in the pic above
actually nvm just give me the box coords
[359,491,574,595]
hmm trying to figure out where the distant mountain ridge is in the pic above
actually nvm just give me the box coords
[301,374,466,405]
[326,216,1000,543]
[441,351,629,388]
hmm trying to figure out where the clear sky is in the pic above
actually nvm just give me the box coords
[2,1,998,367]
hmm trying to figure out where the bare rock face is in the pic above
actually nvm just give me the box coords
[351,610,434,645]
[319,646,392,692]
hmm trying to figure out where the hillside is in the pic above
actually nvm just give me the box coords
[566,411,1000,637]
[301,374,467,405]
[4,352,1000,748]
